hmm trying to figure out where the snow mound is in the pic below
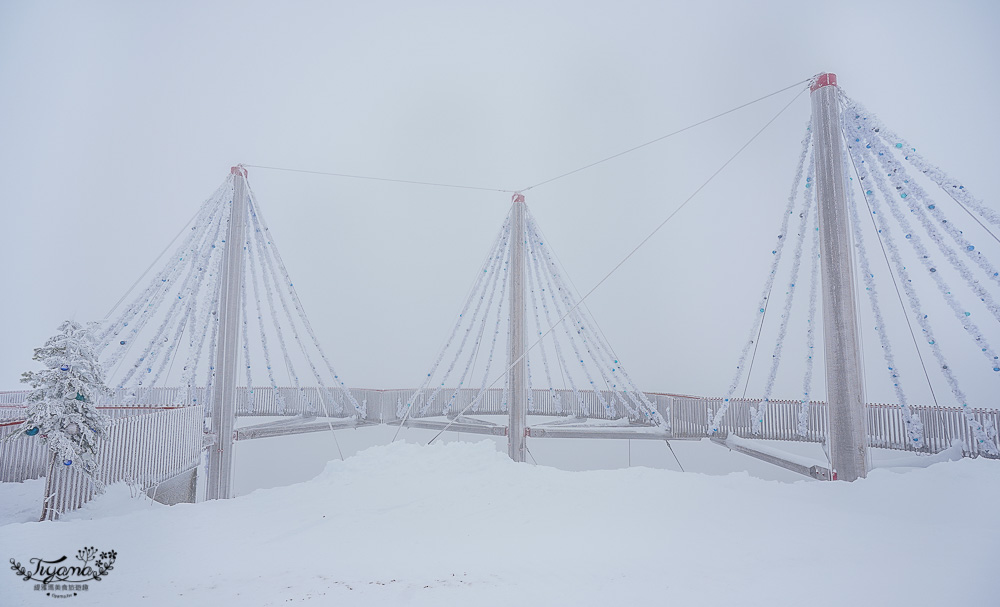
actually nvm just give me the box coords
[1,440,998,607]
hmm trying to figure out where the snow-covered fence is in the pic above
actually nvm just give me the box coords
[670,396,999,458]
[376,388,671,423]
[2,405,203,519]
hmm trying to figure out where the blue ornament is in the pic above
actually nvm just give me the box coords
[60,365,69,371]
[120,340,126,345]
[895,143,903,148]
[25,426,39,436]
[75,393,85,401]
[63,459,72,466]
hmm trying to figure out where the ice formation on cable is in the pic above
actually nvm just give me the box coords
[89,172,363,424]
[841,98,998,454]
[751,151,816,434]
[400,197,665,430]
[710,123,812,434]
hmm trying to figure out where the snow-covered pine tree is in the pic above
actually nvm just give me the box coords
[13,321,112,492]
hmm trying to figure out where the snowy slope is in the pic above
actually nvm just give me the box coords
[1,440,997,606]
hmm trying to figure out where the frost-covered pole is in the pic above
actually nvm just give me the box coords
[206,166,249,499]
[811,73,868,481]
[507,194,527,462]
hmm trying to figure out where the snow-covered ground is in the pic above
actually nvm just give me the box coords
[2,438,997,606]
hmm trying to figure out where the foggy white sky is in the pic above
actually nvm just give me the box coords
[2,1,998,407]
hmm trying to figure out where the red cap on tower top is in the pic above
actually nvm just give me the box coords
[231,165,247,177]
[810,73,837,92]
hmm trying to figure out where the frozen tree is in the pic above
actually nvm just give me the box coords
[13,321,112,519]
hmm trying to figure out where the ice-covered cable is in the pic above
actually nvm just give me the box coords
[527,230,582,416]
[851,132,1000,374]
[752,153,815,434]
[527,214,663,425]
[438,227,511,415]
[798,212,821,435]
[840,91,1000,232]
[525,232,562,414]
[402,217,510,417]
[842,140,924,446]
[247,185,364,416]
[470,226,514,413]
[846,136,998,454]
[246,219,287,413]
[710,124,813,433]
[99,179,231,352]
[849,113,1000,321]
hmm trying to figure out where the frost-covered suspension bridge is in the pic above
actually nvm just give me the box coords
[2,73,999,517]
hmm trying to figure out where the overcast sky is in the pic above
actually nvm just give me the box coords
[2,1,998,408]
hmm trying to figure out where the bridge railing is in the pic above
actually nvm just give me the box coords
[1,405,203,519]
[667,396,999,458]
[374,387,671,424]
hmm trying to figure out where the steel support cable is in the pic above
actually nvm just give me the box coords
[247,198,345,459]
[243,164,515,194]
[433,228,512,416]
[148,212,229,388]
[247,185,364,415]
[531,231,617,418]
[101,180,231,324]
[750,156,817,433]
[427,86,808,444]
[848,135,997,453]
[392,221,512,440]
[246,79,810,198]
[253,206,333,414]
[741,290,772,401]
[99,179,232,362]
[841,122,940,410]
[246,214,288,413]
[110,198,228,389]
[710,116,812,433]
[838,91,1000,244]
[517,78,812,192]
[527,216,642,418]
[102,191,225,370]
[526,229,582,414]
[527,214,655,421]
